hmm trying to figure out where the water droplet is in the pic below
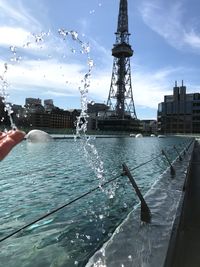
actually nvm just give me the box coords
[109,194,114,199]
[99,214,104,220]
[10,46,16,53]
[128,255,132,261]
[75,233,79,239]
[86,235,91,240]
[81,43,90,54]
[70,31,78,40]
[123,202,128,208]
[100,248,105,257]
[58,28,68,37]
[33,32,46,43]
[88,59,94,68]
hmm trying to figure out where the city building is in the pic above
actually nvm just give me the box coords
[44,99,54,112]
[157,81,200,134]
[28,106,80,129]
[140,120,157,134]
[29,111,71,128]
[87,103,109,130]
[11,104,28,127]
[0,96,81,130]
[25,97,44,113]
[23,97,79,129]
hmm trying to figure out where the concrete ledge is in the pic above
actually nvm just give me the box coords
[164,140,200,267]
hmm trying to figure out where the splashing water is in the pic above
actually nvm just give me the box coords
[0,63,15,129]
[57,29,106,188]
[10,46,22,63]
[1,28,108,192]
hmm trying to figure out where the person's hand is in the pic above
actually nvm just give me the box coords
[0,129,26,161]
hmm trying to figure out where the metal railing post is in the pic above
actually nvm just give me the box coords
[161,149,176,176]
[173,145,182,161]
[122,163,151,223]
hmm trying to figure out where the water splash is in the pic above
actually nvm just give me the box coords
[1,28,109,194]
[60,31,115,197]
[57,29,106,188]
[0,63,15,129]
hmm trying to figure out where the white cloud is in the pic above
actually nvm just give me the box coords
[131,66,191,109]
[140,0,200,52]
[0,1,50,55]
[43,90,74,97]
[4,59,86,94]
[89,65,188,110]
[184,30,200,49]
[0,0,41,30]
[0,53,196,114]
[0,26,30,47]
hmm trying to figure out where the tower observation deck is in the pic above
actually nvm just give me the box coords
[98,0,139,132]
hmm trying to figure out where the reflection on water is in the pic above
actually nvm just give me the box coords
[0,136,190,267]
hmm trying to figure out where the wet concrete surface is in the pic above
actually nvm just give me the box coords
[166,141,200,267]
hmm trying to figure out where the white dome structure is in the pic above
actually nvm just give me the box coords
[135,133,143,138]
[25,130,53,143]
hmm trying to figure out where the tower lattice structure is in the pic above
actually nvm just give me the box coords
[107,0,137,119]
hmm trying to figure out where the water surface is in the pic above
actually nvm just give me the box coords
[0,136,190,267]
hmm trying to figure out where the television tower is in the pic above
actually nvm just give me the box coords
[107,0,137,119]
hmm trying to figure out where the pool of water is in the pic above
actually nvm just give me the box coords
[0,136,191,267]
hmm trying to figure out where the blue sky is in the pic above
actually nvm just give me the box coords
[0,0,200,119]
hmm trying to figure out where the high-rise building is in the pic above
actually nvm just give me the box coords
[25,98,42,106]
[25,97,44,113]
[44,99,54,112]
[157,81,200,134]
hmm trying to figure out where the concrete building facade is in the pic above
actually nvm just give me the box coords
[140,120,157,134]
[157,81,200,134]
